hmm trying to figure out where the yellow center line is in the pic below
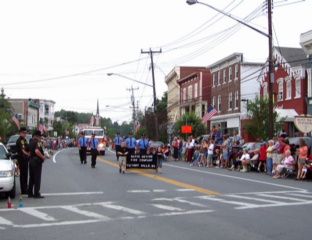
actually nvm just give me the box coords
[97,157,220,196]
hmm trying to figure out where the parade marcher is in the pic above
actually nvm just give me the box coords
[125,132,137,155]
[89,133,99,168]
[78,132,88,164]
[28,130,45,198]
[114,132,123,161]
[117,140,128,174]
[137,134,149,155]
[15,127,30,194]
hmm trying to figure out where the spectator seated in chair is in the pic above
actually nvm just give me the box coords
[249,149,259,169]
[228,149,250,172]
[273,150,295,179]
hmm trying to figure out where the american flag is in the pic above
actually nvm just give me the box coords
[90,114,94,126]
[12,114,19,129]
[135,121,141,133]
[273,105,278,111]
[201,105,217,124]
[38,124,43,134]
[43,125,47,132]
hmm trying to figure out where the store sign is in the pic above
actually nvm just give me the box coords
[294,116,312,133]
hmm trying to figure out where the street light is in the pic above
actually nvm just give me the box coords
[186,0,274,139]
[107,73,159,140]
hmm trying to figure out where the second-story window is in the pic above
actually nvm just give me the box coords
[213,74,216,87]
[183,88,186,102]
[223,69,226,83]
[229,67,232,81]
[235,64,238,80]
[212,96,216,109]
[286,79,291,100]
[188,85,193,101]
[235,91,238,109]
[263,83,268,99]
[218,95,221,112]
[228,92,232,110]
[218,72,221,85]
[295,78,301,98]
[277,78,283,101]
[194,83,198,98]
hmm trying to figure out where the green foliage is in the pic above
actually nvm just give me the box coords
[242,95,286,141]
[173,112,206,139]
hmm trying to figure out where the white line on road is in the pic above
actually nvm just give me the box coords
[19,208,56,221]
[43,191,104,196]
[151,204,184,211]
[235,200,312,210]
[164,164,306,191]
[225,194,281,204]
[61,206,110,220]
[127,190,151,193]
[52,149,68,163]
[256,193,308,202]
[176,189,195,192]
[95,202,145,215]
[154,209,214,217]
[0,216,13,226]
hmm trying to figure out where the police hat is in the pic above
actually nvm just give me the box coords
[129,132,133,135]
[92,133,95,136]
[19,127,27,133]
[34,130,42,137]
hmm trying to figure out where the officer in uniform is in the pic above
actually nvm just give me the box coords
[124,132,137,155]
[28,130,45,198]
[89,133,99,168]
[78,132,88,164]
[137,134,149,155]
[114,132,123,161]
[15,127,30,194]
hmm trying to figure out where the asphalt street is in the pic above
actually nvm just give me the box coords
[1,147,312,240]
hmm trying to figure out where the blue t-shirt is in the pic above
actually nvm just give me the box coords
[138,139,149,150]
[125,137,137,149]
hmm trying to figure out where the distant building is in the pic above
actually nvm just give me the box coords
[94,99,101,126]
[207,53,263,139]
[39,99,55,131]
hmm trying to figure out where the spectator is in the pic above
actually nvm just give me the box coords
[250,149,259,168]
[280,129,288,138]
[207,139,214,168]
[172,137,179,161]
[272,137,280,174]
[233,130,240,145]
[201,139,208,167]
[178,137,183,161]
[266,140,274,174]
[220,136,229,168]
[228,149,250,171]
[273,150,295,179]
[215,128,223,145]
[276,138,285,165]
[296,138,308,180]
[257,141,267,173]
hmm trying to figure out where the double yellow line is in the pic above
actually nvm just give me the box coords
[97,157,220,196]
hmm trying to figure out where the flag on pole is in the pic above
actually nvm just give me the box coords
[201,105,217,124]
[90,114,94,127]
[12,114,19,129]
[43,125,47,132]
[135,121,141,133]
[38,123,43,134]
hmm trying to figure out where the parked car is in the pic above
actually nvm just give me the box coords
[230,142,262,165]
[6,134,32,155]
[149,141,164,154]
[0,142,16,198]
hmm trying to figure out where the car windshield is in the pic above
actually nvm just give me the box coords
[25,135,31,143]
[8,135,19,143]
[0,146,9,159]
[83,130,93,136]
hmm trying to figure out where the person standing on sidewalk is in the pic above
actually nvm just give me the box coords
[89,133,99,168]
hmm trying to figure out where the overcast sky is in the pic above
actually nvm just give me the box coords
[1,0,311,124]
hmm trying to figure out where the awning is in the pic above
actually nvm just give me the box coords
[275,109,298,122]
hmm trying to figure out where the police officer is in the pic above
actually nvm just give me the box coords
[137,134,149,155]
[89,133,99,168]
[28,130,45,198]
[78,132,88,164]
[114,132,123,161]
[15,127,30,194]
[124,132,137,155]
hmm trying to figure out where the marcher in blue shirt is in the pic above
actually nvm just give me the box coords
[137,134,149,155]
[78,132,88,164]
[114,132,123,161]
[89,133,99,168]
[125,132,137,155]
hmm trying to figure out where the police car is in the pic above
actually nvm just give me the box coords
[0,142,16,198]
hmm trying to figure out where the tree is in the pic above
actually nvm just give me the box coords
[242,95,286,141]
[173,112,207,139]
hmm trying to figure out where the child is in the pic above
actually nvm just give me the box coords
[190,148,201,167]
[14,159,20,176]
[155,146,163,173]
[215,149,221,168]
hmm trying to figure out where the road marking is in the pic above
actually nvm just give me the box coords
[43,191,104,196]
[225,194,281,204]
[154,210,214,217]
[19,208,56,221]
[52,149,68,163]
[127,190,151,193]
[95,202,145,215]
[97,157,221,196]
[235,200,312,210]
[163,164,306,191]
[176,189,195,192]
[153,189,166,192]
[151,204,184,211]
[256,193,307,202]
[0,216,13,226]
[285,193,312,198]
[61,206,110,220]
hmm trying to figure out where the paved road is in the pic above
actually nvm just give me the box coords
[1,147,312,240]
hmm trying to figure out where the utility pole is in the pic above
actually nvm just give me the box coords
[141,48,162,140]
[127,86,139,132]
[268,0,274,139]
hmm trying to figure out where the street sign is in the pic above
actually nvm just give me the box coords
[181,126,192,134]
[167,123,174,135]
[294,115,312,134]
